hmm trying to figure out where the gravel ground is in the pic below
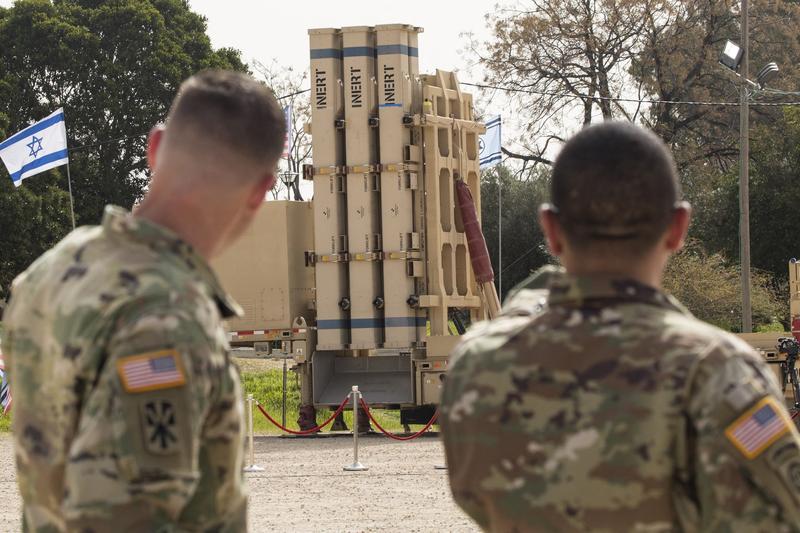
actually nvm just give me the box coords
[0,434,480,532]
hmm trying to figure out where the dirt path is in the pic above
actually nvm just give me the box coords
[0,434,479,532]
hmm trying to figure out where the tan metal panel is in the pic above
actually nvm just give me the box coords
[211,201,314,333]
[376,24,424,348]
[342,26,382,349]
[309,28,349,349]
[419,70,486,336]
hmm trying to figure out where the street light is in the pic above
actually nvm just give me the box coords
[280,171,299,201]
[720,40,743,71]
[718,2,780,333]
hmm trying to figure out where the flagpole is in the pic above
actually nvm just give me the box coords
[498,178,502,298]
[65,161,76,230]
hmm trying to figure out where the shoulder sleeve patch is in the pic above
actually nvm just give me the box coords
[725,397,792,459]
[116,349,186,393]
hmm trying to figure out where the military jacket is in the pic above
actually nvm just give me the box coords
[441,269,800,532]
[2,206,247,532]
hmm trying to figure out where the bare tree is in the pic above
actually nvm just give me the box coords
[253,59,312,200]
[476,0,657,167]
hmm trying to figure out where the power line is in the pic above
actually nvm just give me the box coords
[65,88,312,154]
[460,81,800,107]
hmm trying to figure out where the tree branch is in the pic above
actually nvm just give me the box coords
[502,146,553,166]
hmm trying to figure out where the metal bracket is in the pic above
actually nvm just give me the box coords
[316,252,350,263]
[303,165,344,179]
[351,252,381,262]
[346,164,377,174]
[383,250,422,261]
[380,163,417,173]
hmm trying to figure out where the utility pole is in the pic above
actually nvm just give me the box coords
[740,0,752,332]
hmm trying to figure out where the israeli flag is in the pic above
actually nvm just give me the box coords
[0,108,69,187]
[479,115,502,169]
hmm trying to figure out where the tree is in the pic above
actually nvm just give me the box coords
[253,59,312,201]
[477,0,659,167]
[0,0,246,297]
[693,107,800,294]
[477,0,800,173]
[633,0,800,172]
[0,0,247,225]
[480,165,551,300]
[0,175,72,301]
[663,240,784,331]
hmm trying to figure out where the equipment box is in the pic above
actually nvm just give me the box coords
[212,201,315,334]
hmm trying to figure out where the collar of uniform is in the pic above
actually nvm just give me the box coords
[546,271,690,315]
[101,205,243,319]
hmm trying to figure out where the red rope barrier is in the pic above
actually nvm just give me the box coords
[359,397,438,441]
[256,395,350,435]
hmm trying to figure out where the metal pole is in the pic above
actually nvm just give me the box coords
[740,0,753,333]
[498,178,503,299]
[65,162,76,230]
[343,386,368,471]
[243,394,264,472]
[281,354,288,428]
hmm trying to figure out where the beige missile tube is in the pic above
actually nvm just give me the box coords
[309,28,349,350]
[342,26,383,349]
[376,24,424,348]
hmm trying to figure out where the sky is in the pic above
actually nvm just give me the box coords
[0,0,494,79]
[188,0,491,80]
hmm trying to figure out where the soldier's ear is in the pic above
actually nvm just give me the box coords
[664,201,691,252]
[245,173,275,210]
[539,205,564,256]
[146,126,165,172]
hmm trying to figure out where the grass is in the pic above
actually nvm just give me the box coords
[237,360,405,435]
[0,359,410,435]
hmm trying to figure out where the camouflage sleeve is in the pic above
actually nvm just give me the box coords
[440,316,530,531]
[688,344,800,531]
[440,336,492,531]
[60,298,246,531]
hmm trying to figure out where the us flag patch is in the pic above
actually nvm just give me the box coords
[117,350,186,393]
[725,397,792,459]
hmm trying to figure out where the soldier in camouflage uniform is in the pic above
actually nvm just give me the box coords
[1,70,286,532]
[441,121,800,532]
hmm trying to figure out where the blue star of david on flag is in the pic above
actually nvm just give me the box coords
[0,108,69,187]
[27,135,44,158]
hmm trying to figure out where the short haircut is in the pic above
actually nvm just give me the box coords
[166,69,286,170]
[550,121,681,254]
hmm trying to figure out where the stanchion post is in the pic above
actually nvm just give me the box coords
[343,386,368,472]
[244,394,264,473]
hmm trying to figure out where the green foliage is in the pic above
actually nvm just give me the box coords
[0,174,72,300]
[240,366,404,435]
[664,241,785,332]
[480,165,552,301]
[0,0,246,295]
[0,413,10,432]
[687,106,800,302]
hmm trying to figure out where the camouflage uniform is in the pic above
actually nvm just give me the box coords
[441,268,800,532]
[2,206,247,532]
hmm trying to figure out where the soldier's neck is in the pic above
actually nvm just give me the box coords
[134,191,221,261]
[561,253,666,290]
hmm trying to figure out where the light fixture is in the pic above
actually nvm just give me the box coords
[720,40,744,71]
[756,62,779,88]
